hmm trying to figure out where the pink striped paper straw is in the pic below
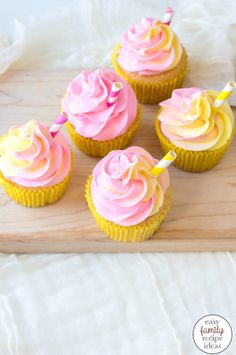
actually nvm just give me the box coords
[162,7,174,26]
[107,82,123,107]
[49,114,67,137]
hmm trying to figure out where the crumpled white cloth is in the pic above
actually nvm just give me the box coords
[0,1,236,354]
[1,0,236,103]
[0,253,236,354]
[0,21,25,75]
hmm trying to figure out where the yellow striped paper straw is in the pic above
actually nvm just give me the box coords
[214,81,236,108]
[151,151,177,176]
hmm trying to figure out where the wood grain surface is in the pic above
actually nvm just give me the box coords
[0,69,235,253]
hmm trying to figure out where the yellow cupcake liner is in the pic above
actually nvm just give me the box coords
[85,175,172,243]
[0,163,72,208]
[66,104,141,157]
[155,119,235,172]
[112,44,188,104]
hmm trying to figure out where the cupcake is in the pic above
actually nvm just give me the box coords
[155,87,235,172]
[62,68,141,157]
[85,146,172,242]
[112,9,188,104]
[0,120,72,207]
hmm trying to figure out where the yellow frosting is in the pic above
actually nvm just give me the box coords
[117,18,183,75]
[158,89,234,151]
[0,120,71,187]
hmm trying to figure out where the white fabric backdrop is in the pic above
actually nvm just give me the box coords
[1,0,236,103]
[0,253,236,354]
[0,1,236,354]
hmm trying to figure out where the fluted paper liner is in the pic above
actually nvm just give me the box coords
[155,118,235,172]
[85,175,172,243]
[0,163,72,208]
[112,44,188,104]
[66,104,141,157]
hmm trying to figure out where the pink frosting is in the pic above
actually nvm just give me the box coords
[117,17,183,76]
[91,146,170,226]
[0,120,71,187]
[62,68,137,141]
[158,88,235,151]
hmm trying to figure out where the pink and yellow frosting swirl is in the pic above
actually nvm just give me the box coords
[158,88,234,151]
[91,146,170,226]
[0,120,71,187]
[117,17,183,76]
[62,68,137,141]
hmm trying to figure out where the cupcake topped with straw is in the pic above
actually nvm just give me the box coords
[61,68,141,157]
[117,9,182,76]
[85,146,175,242]
[112,8,188,104]
[0,120,72,207]
[155,82,235,172]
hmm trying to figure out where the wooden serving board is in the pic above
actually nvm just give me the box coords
[0,69,236,253]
